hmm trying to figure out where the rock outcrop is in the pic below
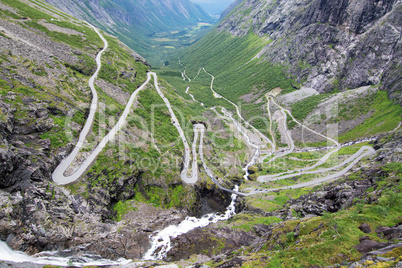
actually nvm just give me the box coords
[167,226,256,261]
[217,0,402,104]
[289,175,378,217]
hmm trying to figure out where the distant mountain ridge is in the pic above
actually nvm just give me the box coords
[220,0,242,19]
[44,0,213,62]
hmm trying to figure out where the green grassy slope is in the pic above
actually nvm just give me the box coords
[180,32,296,102]
[165,24,401,142]
[217,162,402,268]
[158,31,296,131]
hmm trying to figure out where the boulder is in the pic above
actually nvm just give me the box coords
[376,224,402,239]
[167,227,255,261]
[215,257,244,268]
[354,238,391,253]
[358,223,372,234]
[253,224,271,236]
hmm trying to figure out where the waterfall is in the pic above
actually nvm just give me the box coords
[143,185,239,260]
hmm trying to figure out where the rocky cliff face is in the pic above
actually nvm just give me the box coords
[217,0,402,103]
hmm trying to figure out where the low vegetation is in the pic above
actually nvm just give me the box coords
[339,90,401,142]
[216,162,402,267]
[290,93,331,121]
[159,32,296,127]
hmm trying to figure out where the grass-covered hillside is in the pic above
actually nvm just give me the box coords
[0,0,401,265]
[157,131,402,267]
[0,0,258,259]
[159,0,402,145]
[220,164,402,267]
[0,0,232,214]
[0,0,196,258]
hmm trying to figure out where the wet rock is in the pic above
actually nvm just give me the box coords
[0,261,42,268]
[193,182,232,217]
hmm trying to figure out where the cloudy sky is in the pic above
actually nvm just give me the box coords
[191,0,236,15]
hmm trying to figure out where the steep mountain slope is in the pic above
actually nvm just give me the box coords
[182,0,401,103]
[215,0,401,104]
[0,0,225,260]
[173,0,401,144]
[0,0,401,266]
[43,0,214,64]
[153,2,402,266]
[0,0,254,262]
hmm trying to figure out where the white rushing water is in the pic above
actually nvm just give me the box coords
[0,241,131,267]
[143,185,239,260]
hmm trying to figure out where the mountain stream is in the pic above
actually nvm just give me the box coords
[143,185,239,260]
[0,241,130,267]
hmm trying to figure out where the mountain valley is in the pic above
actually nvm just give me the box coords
[0,0,401,267]
[42,0,216,65]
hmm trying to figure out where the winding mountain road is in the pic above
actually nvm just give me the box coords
[220,107,261,180]
[257,96,342,181]
[53,27,378,194]
[52,28,201,185]
[52,25,109,185]
[258,146,375,183]
[151,73,199,184]
[194,123,248,196]
[263,108,295,163]
[181,67,377,195]
[202,68,275,149]
[53,70,153,184]
[250,146,376,194]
